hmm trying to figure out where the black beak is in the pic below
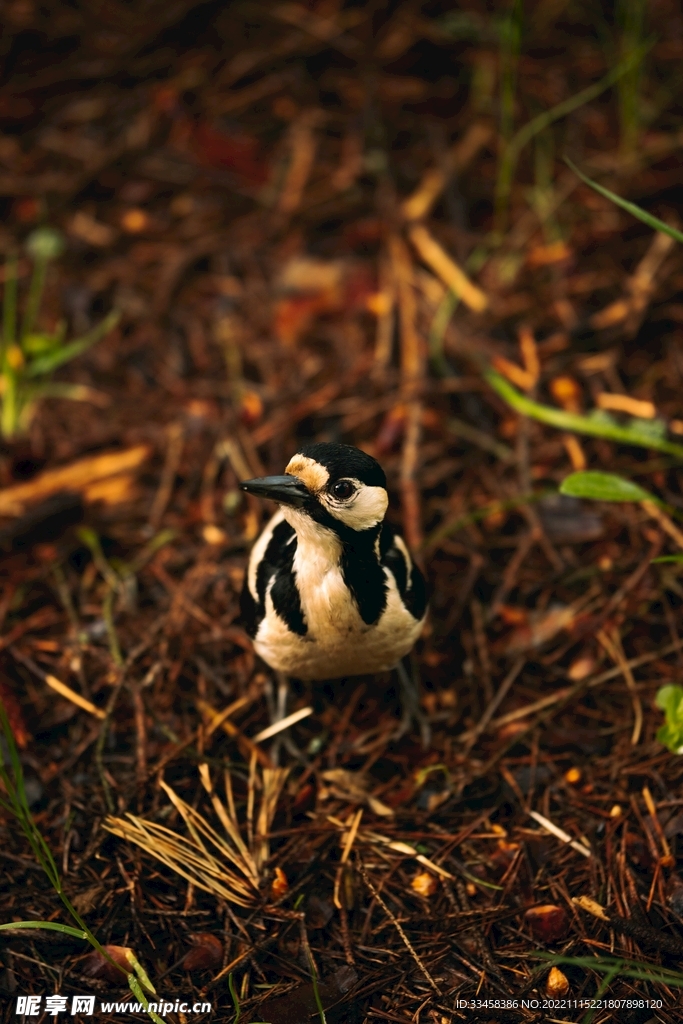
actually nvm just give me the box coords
[241,474,310,508]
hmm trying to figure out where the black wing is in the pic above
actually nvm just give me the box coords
[379,522,427,621]
[240,518,308,638]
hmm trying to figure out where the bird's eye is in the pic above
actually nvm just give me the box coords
[331,479,355,499]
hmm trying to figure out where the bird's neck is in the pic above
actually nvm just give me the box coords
[282,508,382,570]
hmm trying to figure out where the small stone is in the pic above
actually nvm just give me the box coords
[545,966,569,997]
[271,866,289,899]
[411,872,438,897]
[202,524,226,545]
[183,933,223,972]
[524,904,569,943]
[121,208,149,233]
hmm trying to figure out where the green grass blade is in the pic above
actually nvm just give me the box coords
[0,369,22,440]
[485,369,683,458]
[128,975,165,1024]
[565,158,683,244]
[0,700,61,892]
[0,921,87,939]
[0,699,163,1023]
[2,254,18,353]
[229,973,241,1024]
[126,949,157,995]
[447,416,514,462]
[422,488,553,551]
[559,471,655,503]
[20,259,47,344]
[20,383,109,411]
[428,289,458,376]
[536,951,683,988]
[0,697,129,975]
[495,40,652,233]
[307,948,327,1024]
[652,554,683,563]
[498,0,523,147]
[616,0,648,157]
[26,309,120,377]
[582,962,622,1024]
[125,529,177,577]
[512,41,651,157]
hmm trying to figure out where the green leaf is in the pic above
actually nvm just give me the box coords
[565,158,683,245]
[26,309,120,377]
[655,684,683,716]
[0,920,87,939]
[559,471,655,503]
[655,684,683,754]
[652,554,683,564]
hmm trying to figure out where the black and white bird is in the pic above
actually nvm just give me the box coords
[240,442,427,733]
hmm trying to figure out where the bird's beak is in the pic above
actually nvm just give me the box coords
[241,474,310,508]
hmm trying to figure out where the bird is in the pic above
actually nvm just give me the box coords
[240,442,428,736]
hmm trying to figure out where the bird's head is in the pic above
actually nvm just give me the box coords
[241,442,388,535]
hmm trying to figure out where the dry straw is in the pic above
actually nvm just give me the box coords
[105,755,288,907]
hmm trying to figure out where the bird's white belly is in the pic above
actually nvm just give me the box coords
[254,562,423,679]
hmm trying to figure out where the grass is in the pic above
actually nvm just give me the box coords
[428,289,458,376]
[229,973,242,1023]
[226,946,325,1024]
[531,128,562,244]
[616,0,648,158]
[74,525,176,810]
[0,228,119,439]
[564,159,683,244]
[535,952,683,1023]
[308,950,328,1024]
[490,164,683,766]
[422,487,553,552]
[498,0,523,154]
[0,699,164,1023]
[485,369,683,458]
[493,41,651,236]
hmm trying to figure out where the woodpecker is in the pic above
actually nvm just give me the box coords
[240,442,427,684]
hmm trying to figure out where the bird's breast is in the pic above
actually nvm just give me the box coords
[254,564,422,680]
[292,546,365,635]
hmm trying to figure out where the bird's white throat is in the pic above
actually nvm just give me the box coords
[281,507,358,632]
[282,507,343,578]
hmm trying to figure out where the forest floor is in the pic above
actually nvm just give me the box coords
[2,2,683,1022]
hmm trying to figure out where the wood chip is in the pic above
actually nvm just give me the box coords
[528,810,592,857]
[596,392,656,418]
[0,445,151,516]
[407,224,488,312]
[252,706,313,742]
[44,673,106,719]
